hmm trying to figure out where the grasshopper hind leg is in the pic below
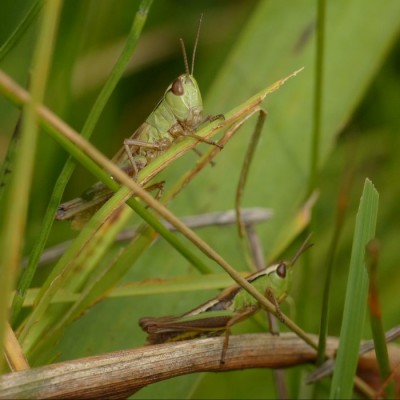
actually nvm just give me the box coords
[144,181,165,202]
[123,141,147,180]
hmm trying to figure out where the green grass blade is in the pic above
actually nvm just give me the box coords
[0,0,43,61]
[309,0,326,193]
[330,179,379,399]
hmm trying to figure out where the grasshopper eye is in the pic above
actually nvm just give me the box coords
[171,78,184,95]
[276,262,287,279]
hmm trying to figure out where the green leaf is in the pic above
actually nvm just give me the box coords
[330,179,379,398]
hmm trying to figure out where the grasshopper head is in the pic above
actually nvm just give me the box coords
[266,235,314,303]
[235,261,293,310]
[163,20,205,127]
[164,74,204,126]
[266,261,292,303]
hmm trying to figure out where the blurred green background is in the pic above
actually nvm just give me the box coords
[1,0,399,398]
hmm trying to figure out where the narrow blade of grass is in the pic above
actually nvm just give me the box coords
[308,0,326,193]
[0,0,43,61]
[330,178,379,399]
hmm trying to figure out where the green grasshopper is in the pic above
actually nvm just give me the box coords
[139,238,312,363]
[56,16,223,227]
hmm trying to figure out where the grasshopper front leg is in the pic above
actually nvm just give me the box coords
[123,138,171,179]
[266,287,285,323]
[220,306,258,365]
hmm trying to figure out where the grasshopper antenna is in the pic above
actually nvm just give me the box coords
[191,13,203,75]
[179,38,190,77]
[291,233,314,266]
